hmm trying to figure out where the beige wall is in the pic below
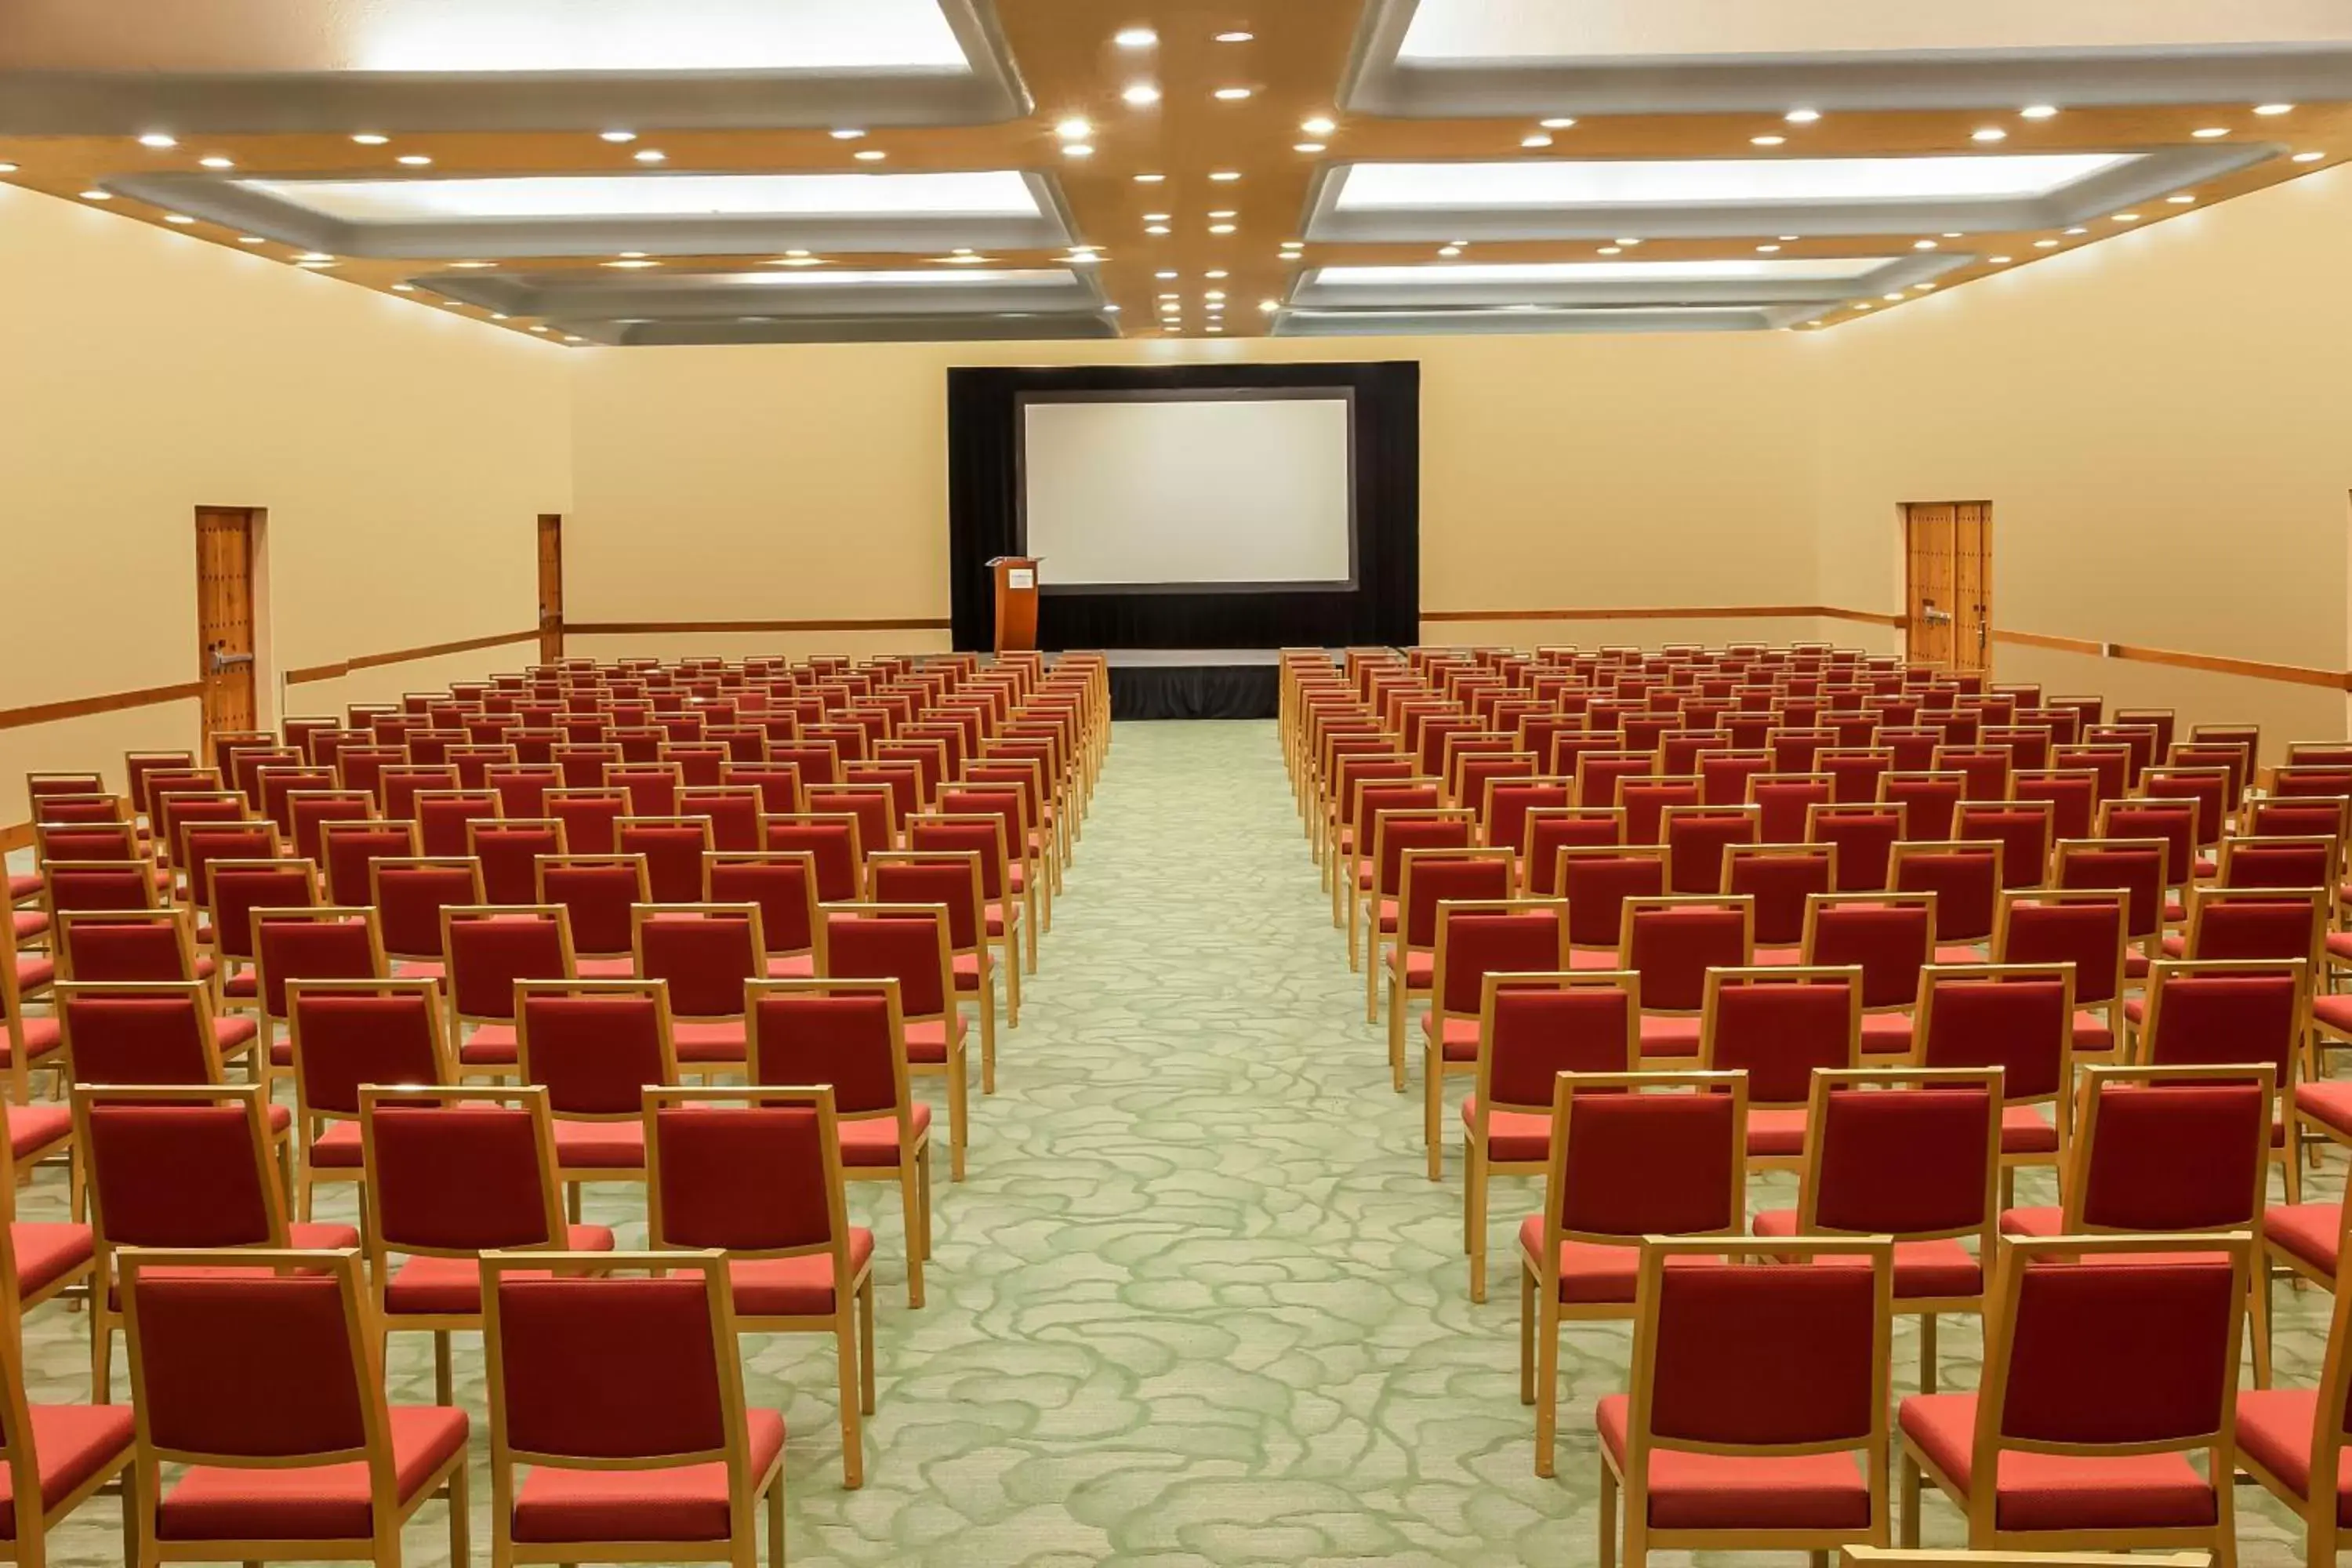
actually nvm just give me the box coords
[564,330,1826,644]
[1811,163,2352,750]
[0,185,572,823]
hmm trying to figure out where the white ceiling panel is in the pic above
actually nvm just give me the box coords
[1334,156,2136,211]
[1311,259,1893,286]
[239,172,1043,223]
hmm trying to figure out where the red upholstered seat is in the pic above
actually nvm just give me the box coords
[1998,1207,2062,1237]
[10,911,45,943]
[2122,996,2147,1027]
[8,1102,71,1163]
[0,1403,136,1537]
[9,1222,91,1299]
[2318,994,2352,1036]
[1379,947,1435,988]
[2299,1080,2352,1139]
[903,1013,968,1065]
[2235,1388,2352,1521]
[2327,931,2352,963]
[2001,1105,2059,1153]
[1417,1011,1480,1061]
[14,958,55,994]
[550,1123,644,1169]
[1460,1096,1548,1162]
[1859,1014,1912,1055]
[156,1405,468,1542]
[383,1225,617,1316]
[766,953,817,979]
[1517,1218,1639,1303]
[310,1120,365,1167]
[512,1408,786,1544]
[459,1023,517,1066]
[1595,1394,1871,1530]
[212,1015,259,1054]
[1898,1393,2217,1531]
[2072,1010,2114,1053]
[1568,948,1627,970]
[1753,944,1803,966]
[575,956,637,978]
[1750,1210,1980,1298]
[2267,1203,2342,1276]
[5,873,39,902]
[669,1022,747,1065]
[221,970,258,1000]
[728,1229,875,1316]
[1744,1108,1809,1158]
[2158,934,2188,960]
[837,1105,930,1167]
[1637,1014,1703,1059]
[1934,944,1987,964]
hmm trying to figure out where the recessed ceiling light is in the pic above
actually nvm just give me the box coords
[1115,27,1157,48]
[397,154,434,165]
[601,130,637,143]
[1134,172,1164,183]
[1755,243,1780,252]
[238,234,265,243]
[1259,299,1279,312]
[2168,194,2197,203]
[1300,118,1340,140]
[1540,118,1577,130]
[79,189,111,201]
[2112,212,2140,222]
[1204,289,1225,301]
[1615,238,1642,247]
[1913,283,1935,292]
[1941,231,1963,238]
[2034,238,2060,248]
[1294,142,1327,153]
[351,133,390,145]
[1056,118,1091,140]
[198,156,234,170]
[1785,109,1821,124]
[296,251,335,261]
[391,282,416,292]
[296,260,336,269]
[138,132,178,149]
[1882,292,1904,302]
[1989,255,2013,264]
[492,313,510,321]
[1913,238,1937,249]
[1779,234,1801,241]
[829,129,865,141]
[1972,128,2007,143]
[1065,144,1094,158]
[1206,269,1228,279]
[941,253,989,264]
[1102,303,1120,313]
[604,258,659,267]
[1523,134,1553,149]
[1216,31,1254,43]
[1210,171,1241,182]
[1854,302,1874,310]
[164,213,195,224]
[564,336,583,343]
[2020,105,2060,120]
[2063,226,2087,234]
[1156,270,1177,279]
[1144,212,1170,221]
[1597,245,1621,255]
[1208,209,1236,220]
[1208,223,1236,234]
[1214,87,1252,101]
[769,256,824,267]
[530,325,550,332]
[854,150,886,162]
[449,260,495,268]
[1751,135,1786,147]
[0,163,15,175]
[1158,292,1178,300]
[2256,104,2296,116]
[619,250,647,258]
[1123,84,1161,107]
[1207,325,1223,333]
[1438,245,1461,256]
[2191,127,2230,139]
[2294,151,2326,162]
[1146,223,1171,235]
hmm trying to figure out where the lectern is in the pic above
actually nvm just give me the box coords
[989,556,1041,655]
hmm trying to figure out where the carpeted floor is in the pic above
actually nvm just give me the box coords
[12,718,2341,1563]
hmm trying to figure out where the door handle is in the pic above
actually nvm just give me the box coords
[208,649,255,675]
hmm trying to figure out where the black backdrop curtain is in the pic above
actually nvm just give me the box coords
[946,361,1419,651]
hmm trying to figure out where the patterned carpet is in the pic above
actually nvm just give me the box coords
[12,718,2343,1563]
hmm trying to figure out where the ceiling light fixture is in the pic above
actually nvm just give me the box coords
[1301,117,1338,138]
[1156,270,1177,278]
[79,189,111,200]
[2191,127,2230,138]
[1064,143,1094,158]
[1208,222,1236,234]
[491,314,509,321]
[1755,243,1780,252]
[1115,27,1157,48]
[296,252,336,261]
[0,163,16,175]
[2168,193,2197,203]
[2294,151,2327,162]
[164,213,194,224]
[1751,135,1786,147]
[1989,256,2013,264]
[1913,238,1937,249]
[564,336,584,343]
[138,133,178,149]
[602,258,659,268]
[1615,238,1642,247]
[449,260,495,268]
[1210,170,1241,182]
[2034,238,2060,247]
[1523,134,1553,148]
[2112,212,2140,222]
[1216,31,1254,43]
[2256,103,2296,116]
[634,149,667,163]
[397,154,434,165]
[1144,212,1170,221]
[1146,223,1170,235]
[1214,87,1252,101]
[1294,143,1327,153]
[1208,209,1236,219]
[829,129,865,140]
[1882,292,1904,302]
[392,282,415,291]
[1540,117,1577,130]
[1971,128,2008,142]
[1785,109,1820,124]
[1259,299,1279,312]
[199,156,234,170]
[1204,290,1225,301]
[1206,269,1228,278]
[1780,234,1802,241]
[1596,245,1621,255]
[2063,226,2088,234]
[1123,84,1161,106]
[1102,303,1120,314]
[1438,245,1461,256]
[619,250,647,258]
[1134,172,1164,183]
[2020,105,2059,119]
[351,133,390,145]
[237,234,265,244]
[601,130,637,143]
[854,150,886,162]
[1056,118,1091,140]
[530,325,550,332]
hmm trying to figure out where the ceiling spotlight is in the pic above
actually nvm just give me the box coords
[1102,303,1120,313]
[0,163,15,175]
[1056,118,1091,140]
[1882,292,1904,302]
[137,132,178,149]
[1294,142,1327,153]
[397,154,434,165]
[1779,234,1802,241]
[1751,135,1786,147]
[1438,245,1461,256]
[619,250,647,258]
[1914,238,1937,249]
[1785,108,1821,124]
[1208,209,1236,218]
[530,325,550,332]
[1064,143,1094,158]
[1206,269,1228,279]
[391,282,416,292]
[296,260,336,269]
[635,149,667,163]
[1540,117,1577,129]
[1301,117,1338,137]
[78,188,111,201]
[1204,289,1225,301]
[163,213,195,224]
[1158,292,1178,300]
[296,251,335,262]
[1913,282,1936,291]
[1259,299,1279,312]
[1146,223,1171,235]
[237,234,265,244]
[2034,238,2060,248]
[2111,212,2140,222]
[2168,194,2197,203]
[942,253,989,264]
[601,130,637,143]
[1156,270,1178,279]
[1208,222,1236,234]
[1216,31,1254,43]
[1210,170,1241,181]
[198,156,234,169]
[1134,172,1165,183]
[784,249,811,257]
[564,336,584,343]
[952,248,974,256]
[829,129,865,140]
[854,149,886,162]
[351,132,390,145]
[449,260,495,268]
[1214,87,1253,100]
[2191,127,2230,138]
[491,313,510,321]
[1143,212,1170,221]
[1523,134,1553,148]
[603,259,659,268]
[1971,127,2008,142]
[1597,245,1622,255]
[2020,105,2060,119]
[1755,243,1780,252]
[2256,103,2296,116]
[1941,231,1963,238]
[1207,325,1223,333]
[2294,151,2326,162]
[1114,27,1157,48]
[2063,226,2087,234]
[1123,84,1161,106]
[1854,302,1874,310]
[1615,238,1642,246]
[1989,255,2013,264]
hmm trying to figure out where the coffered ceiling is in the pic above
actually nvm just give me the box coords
[2,0,2344,345]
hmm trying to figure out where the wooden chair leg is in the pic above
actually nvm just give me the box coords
[947,1056,969,1182]
[1534,1296,1560,1477]
[434,1330,452,1406]
[1900,1451,1922,1546]
[859,1275,877,1414]
[901,1166,926,1309]
[1918,1312,1938,1395]
[1467,1145,1490,1303]
[836,1307,863,1489]
[977,984,996,1096]
[1598,1458,1617,1568]
[1518,1264,1536,1406]
[446,1454,470,1568]
[1423,1048,1443,1179]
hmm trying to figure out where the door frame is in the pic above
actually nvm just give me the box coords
[1901,500,1992,674]
[194,505,271,737]
[537,513,564,664]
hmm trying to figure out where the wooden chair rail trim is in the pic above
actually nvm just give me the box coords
[0,679,203,731]
[284,628,542,685]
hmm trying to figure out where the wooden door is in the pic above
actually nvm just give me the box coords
[194,507,259,736]
[537,514,564,662]
[1904,501,1992,673]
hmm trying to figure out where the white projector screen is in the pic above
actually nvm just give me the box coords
[1018,394,1356,588]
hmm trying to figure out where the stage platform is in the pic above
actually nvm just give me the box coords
[1101,648,1282,720]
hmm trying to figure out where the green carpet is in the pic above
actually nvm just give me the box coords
[13,719,2341,1563]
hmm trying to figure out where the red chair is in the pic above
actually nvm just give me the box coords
[2056,837,2167,976]
[1520,1071,1748,1476]
[517,979,677,1220]
[441,904,577,1080]
[1802,893,1937,1058]
[1616,775,1702,846]
[906,813,1029,980]
[480,1250,782,1564]
[1552,844,1668,961]
[74,1083,357,1401]
[1749,771,1833,844]
[1998,1063,2276,1383]
[535,853,651,977]
[1994,888,2127,1062]
[119,1248,469,1566]
[602,760,684,818]
[1724,842,1836,951]
[1596,1236,1893,1568]
[1752,1067,2001,1393]
[1817,747,1893,808]
[869,849,1007,1084]
[617,815,715,904]
[53,977,269,1108]
[252,907,390,1084]
[2158,885,2327,968]
[761,812,866,906]
[1697,965,1861,1167]
[368,856,482,982]
[1914,964,2077,1203]
[1419,899,1570,1171]
[680,783,764,852]
[2013,768,2099,841]
[485,760,564,819]
[360,1084,615,1403]
[0,1232,133,1559]
[1808,801,1907,891]
[1375,847,1514,1045]
[644,1085,873,1490]
[2238,1251,2352,1566]
[412,788,501,858]
[1520,806,1624,895]
[1881,771,1965,840]
[0,1102,89,1316]
[466,817,567,906]
[546,786,629,856]
[821,905,970,1181]
[1351,809,1476,973]
[285,977,452,1221]
[2099,797,2198,906]
[706,851,823,981]
[318,818,419,908]
[1661,804,1759,895]
[1896,1233,2249,1558]
[1617,895,1756,1065]
[630,903,762,1074]
[1460,971,1639,1302]
[749,977,933,1300]
[1893,840,2004,949]
[1956,800,2055,890]
[1933,747,2013,804]
[2143,764,2232,856]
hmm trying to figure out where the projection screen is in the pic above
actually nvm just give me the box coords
[1017,391,1356,590]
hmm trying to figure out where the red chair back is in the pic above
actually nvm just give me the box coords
[1621,898,1755,1013]
[445,909,575,1024]
[761,816,864,904]
[255,910,385,1019]
[1662,806,1758,895]
[1880,771,1963,840]
[1916,966,2073,1103]
[536,856,650,959]
[633,906,762,1021]
[1548,1073,1746,1240]
[362,1087,564,1255]
[2056,837,2167,942]
[78,1086,283,1248]
[645,1090,843,1257]
[1802,1069,1999,1238]
[321,821,419,907]
[289,980,449,1119]
[1994,891,2125,1007]
[518,983,677,1116]
[822,907,953,1020]
[547,787,628,856]
[1477,975,1639,1112]
[1698,967,1860,1105]
[1893,841,2002,944]
[211,860,318,964]
[1722,845,1835,946]
[371,858,483,963]
[747,982,908,1118]
[2065,1068,2270,1232]
[468,818,567,906]
[2139,960,2306,1083]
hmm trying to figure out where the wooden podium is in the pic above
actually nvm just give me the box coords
[989,556,1041,654]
